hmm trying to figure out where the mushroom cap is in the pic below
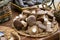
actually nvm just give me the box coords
[13,20,24,30]
[27,15,36,26]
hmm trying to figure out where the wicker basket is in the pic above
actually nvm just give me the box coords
[0,3,12,24]
[11,2,52,13]
[12,7,59,38]
[17,23,58,37]
[11,2,41,12]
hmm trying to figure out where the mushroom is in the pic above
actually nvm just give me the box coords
[45,11,54,17]
[42,15,53,32]
[36,21,46,30]
[46,21,53,32]
[26,25,39,35]
[23,10,31,14]
[51,17,57,28]
[27,15,36,26]
[13,20,27,30]
[37,10,46,15]
[52,17,57,24]
[19,14,27,20]
[43,15,49,25]
[13,20,24,30]
[25,18,28,21]
[13,16,19,21]
[20,20,27,28]
[31,10,36,14]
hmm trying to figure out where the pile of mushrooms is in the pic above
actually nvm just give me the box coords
[13,8,57,35]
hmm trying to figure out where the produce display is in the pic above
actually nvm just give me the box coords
[0,0,59,40]
[13,8,58,37]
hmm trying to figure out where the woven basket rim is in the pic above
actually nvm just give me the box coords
[13,22,59,38]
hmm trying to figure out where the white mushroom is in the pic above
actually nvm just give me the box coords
[32,26,37,33]
[25,18,28,21]
[19,14,23,19]
[13,16,19,21]
[20,20,27,27]
[52,17,57,27]
[42,15,53,32]
[31,10,36,14]
[23,10,31,14]
[43,15,48,22]
[19,14,27,20]
[52,17,57,24]
[26,25,39,35]
[46,21,53,32]
[43,15,49,25]
[37,10,45,15]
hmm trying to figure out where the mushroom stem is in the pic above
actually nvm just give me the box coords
[43,15,53,32]
[46,21,53,32]
[20,20,27,27]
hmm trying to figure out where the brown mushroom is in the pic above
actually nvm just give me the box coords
[27,15,36,26]
[13,20,24,30]
[36,21,46,30]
